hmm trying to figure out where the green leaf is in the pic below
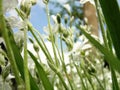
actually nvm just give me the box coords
[78,26,120,74]
[99,0,120,59]
[28,50,54,90]
[111,68,119,90]
[8,28,39,90]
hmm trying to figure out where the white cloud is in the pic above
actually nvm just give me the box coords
[27,41,70,65]
[55,0,68,4]
[80,0,95,5]
[37,0,46,8]
[27,41,53,64]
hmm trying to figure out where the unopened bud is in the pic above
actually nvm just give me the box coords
[29,37,34,43]
[70,16,74,27]
[42,0,49,4]
[56,14,61,24]
[33,43,39,52]
[20,0,32,17]
[31,0,37,5]
[64,16,68,24]
[63,30,69,38]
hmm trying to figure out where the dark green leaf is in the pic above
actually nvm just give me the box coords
[28,50,54,90]
[99,0,120,59]
[8,29,39,90]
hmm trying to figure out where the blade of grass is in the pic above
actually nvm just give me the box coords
[92,74,104,90]
[110,67,119,90]
[78,25,120,74]
[74,64,87,90]
[99,0,120,59]
[28,50,54,90]
[47,60,69,90]
[0,0,22,86]
[23,23,30,90]
[7,22,39,90]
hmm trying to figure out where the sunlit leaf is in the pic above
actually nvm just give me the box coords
[28,50,54,90]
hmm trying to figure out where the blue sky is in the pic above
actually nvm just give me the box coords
[30,4,47,33]
[30,0,120,33]
[30,0,65,33]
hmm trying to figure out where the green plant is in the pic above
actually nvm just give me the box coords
[0,0,120,90]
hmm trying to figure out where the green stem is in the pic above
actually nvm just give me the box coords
[48,61,69,90]
[45,4,59,67]
[60,33,74,90]
[37,51,42,63]
[94,0,108,48]
[23,21,30,90]
[0,0,22,86]
[31,26,54,64]
[80,64,94,90]
[93,74,104,90]
[100,59,106,89]
[74,64,87,90]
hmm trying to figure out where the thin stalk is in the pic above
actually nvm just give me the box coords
[30,26,54,64]
[94,0,108,48]
[110,66,119,90]
[74,64,87,90]
[100,58,106,89]
[47,61,69,90]
[60,34,74,90]
[92,74,104,90]
[23,23,30,90]
[45,4,59,67]
[0,0,22,86]
[37,51,42,63]
[15,8,54,64]
[16,7,68,90]
[26,19,69,90]
[53,33,74,90]
[80,64,94,90]
[60,33,64,61]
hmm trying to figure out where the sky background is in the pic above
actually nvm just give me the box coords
[30,0,67,34]
[30,0,120,34]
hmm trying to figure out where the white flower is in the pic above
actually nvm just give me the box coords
[80,0,95,5]
[7,16,26,29]
[3,0,18,13]
[63,4,71,14]
[51,15,57,24]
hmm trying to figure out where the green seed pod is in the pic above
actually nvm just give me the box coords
[70,16,74,27]
[31,0,37,5]
[64,16,68,24]
[0,53,5,66]
[42,0,49,4]
[29,37,34,44]
[63,30,69,38]
[20,0,32,17]
[56,14,61,24]
[33,42,39,52]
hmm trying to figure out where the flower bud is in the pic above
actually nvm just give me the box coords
[56,14,61,24]
[63,4,71,15]
[20,0,32,17]
[70,16,74,27]
[63,30,69,38]
[64,16,68,24]
[29,37,34,44]
[42,0,49,4]
[31,0,37,5]
[33,42,39,52]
